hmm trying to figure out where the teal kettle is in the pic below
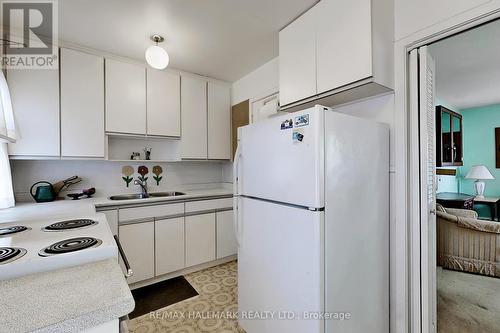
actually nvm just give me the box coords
[30,181,56,203]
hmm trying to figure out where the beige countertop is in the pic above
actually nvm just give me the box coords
[0,186,233,224]
[94,187,233,209]
[0,259,134,333]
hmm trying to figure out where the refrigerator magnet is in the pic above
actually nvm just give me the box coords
[280,118,294,130]
[293,129,304,143]
[294,114,309,127]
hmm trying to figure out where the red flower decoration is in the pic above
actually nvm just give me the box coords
[138,166,149,176]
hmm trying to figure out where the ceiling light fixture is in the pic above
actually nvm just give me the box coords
[145,34,169,70]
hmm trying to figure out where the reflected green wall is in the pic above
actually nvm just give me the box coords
[459,104,500,218]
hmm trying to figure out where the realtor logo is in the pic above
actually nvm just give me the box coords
[1,0,58,69]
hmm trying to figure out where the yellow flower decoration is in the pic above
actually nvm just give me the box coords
[122,165,134,177]
[122,165,134,187]
[153,165,163,185]
[153,165,163,176]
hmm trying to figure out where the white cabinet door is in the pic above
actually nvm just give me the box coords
[60,48,105,157]
[105,59,146,135]
[316,0,373,93]
[216,210,237,259]
[279,4,318,106]
[119,222,154,284]
[208,81,231,160]
[147,69,181,137]
[155,217,185,276]
[181,75,207,159]
[185,213,215,267]
[7,69,59,157]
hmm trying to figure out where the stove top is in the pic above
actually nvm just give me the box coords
[0,213,117,281]
[0,226,31,236]
[0,247,27,265]
[39,237,102,257]
[42,219,98,232]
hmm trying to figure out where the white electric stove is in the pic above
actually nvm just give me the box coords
[0,213,118,281]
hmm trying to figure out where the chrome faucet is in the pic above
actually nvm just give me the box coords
[134,179,149,198]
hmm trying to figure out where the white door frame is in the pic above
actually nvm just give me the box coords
[393,3,500,333]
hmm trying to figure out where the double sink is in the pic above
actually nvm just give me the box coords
[109,191,185,201]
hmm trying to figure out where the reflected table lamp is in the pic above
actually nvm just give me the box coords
[465,165,495,198]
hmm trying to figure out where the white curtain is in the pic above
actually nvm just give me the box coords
[0,71,15,209]
[0,143,14,208]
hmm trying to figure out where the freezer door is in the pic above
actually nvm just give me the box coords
[238,105,324,208]
[238,196,324,333]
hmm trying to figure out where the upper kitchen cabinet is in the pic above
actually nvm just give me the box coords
[208,81,231,160]
[181,75,208,159]
[105,59,146,135]
[279,4,317,106]
[7,69,59,157]
[60,48,105,158]
[146,69,181,137]
[279,0,394,109]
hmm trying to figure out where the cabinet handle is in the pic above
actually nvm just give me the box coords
[114,235,133,278]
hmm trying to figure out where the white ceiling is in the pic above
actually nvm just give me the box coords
[430,19,500,110]
[59,0,317,82]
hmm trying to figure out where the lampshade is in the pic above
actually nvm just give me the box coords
[465,165,495,180]
[145,45,169,70]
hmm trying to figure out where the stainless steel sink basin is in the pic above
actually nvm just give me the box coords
[109,191,185,200]
[149,191,185,197]
[109,193,149,200]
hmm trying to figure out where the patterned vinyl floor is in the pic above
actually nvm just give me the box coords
[128,261,245,333]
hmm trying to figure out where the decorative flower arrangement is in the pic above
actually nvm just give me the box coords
[121,166,134,187]
[153,165,163,185]
[138,165,149,183]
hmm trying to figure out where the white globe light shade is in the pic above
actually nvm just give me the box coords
[145,45,169,69]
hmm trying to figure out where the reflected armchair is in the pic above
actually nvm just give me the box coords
[437,203,500,277]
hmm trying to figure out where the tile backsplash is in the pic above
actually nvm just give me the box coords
[11,159,232,201]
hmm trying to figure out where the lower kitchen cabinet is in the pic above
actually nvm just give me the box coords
[155,217,185,276]
[216,210,237,259]
[185,213,216,267]
[119,222,155,284]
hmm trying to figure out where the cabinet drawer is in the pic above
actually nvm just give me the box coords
[185,198,233,213]
[119,203,184,222]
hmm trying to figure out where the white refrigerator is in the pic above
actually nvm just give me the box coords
[234,105,389,333]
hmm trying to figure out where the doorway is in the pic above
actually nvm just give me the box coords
[410,19,500,333]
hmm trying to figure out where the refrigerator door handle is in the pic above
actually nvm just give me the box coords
[233,145,242,246]
[233,197,240,247]
[233,145,242,195]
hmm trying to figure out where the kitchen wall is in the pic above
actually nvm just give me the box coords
[231,57,278,105]
[10,160,231,201]
[395,0,493,41]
